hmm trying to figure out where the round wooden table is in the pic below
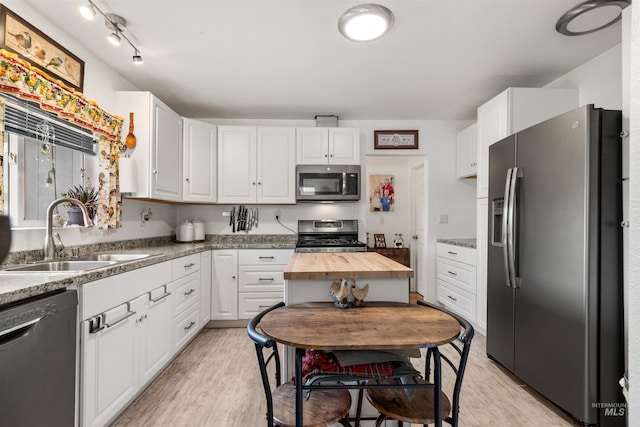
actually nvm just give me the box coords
[258,301,461,427]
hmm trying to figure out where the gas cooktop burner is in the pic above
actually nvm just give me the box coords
[295,219,367,253]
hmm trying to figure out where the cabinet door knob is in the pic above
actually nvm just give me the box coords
[152,170,158,175]
[185,178,190,182]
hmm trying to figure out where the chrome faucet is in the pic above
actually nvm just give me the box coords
[44,197,94,260]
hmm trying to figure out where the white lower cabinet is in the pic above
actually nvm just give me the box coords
[80,254,203,427]
[211,248,293,320]
[211,249,239,320]
[436,243,477,325]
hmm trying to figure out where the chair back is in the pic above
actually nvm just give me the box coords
[247,301,286,427]
[418,300,474,426]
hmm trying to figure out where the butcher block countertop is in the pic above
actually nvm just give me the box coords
[284,252,414,280]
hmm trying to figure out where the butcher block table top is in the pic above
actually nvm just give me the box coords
[284,252,413,280]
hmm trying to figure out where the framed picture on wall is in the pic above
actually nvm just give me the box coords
[370,174,395,212]
[0,5,85,91]
[374,233,386,248]
[374,130,419,150]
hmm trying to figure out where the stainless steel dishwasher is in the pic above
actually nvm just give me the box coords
[0,289,77,427]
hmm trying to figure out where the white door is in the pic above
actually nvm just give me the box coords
[217,126,256,203]
[257,127,296,203]
[211,249,239,320]
[183,119,217,203]
[411,163,427,296]
[151,98,182,201]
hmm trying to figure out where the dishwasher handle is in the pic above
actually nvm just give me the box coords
[0,316,44,343]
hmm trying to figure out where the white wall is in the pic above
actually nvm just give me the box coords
[545,44,622,110]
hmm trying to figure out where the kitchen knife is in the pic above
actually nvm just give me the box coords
[231,207,236,232]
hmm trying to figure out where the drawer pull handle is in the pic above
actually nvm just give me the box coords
[184,321,196,331]
[258,277,275,281]
[184,263,196,269]
[447,295,457,302]
[150,291,171,303]
[258,256,275,260]
[184,289,196,296]
[258,305,272,308]
[447,271,457,276]
[447,251,457,255]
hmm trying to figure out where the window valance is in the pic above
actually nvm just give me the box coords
[0,49,122,139]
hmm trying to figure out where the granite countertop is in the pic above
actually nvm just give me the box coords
[436,238,477,249]
[0,234,297,306]
[284,252,413,280]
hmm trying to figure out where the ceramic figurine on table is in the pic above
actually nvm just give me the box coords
[329,279,350,308]
[394,233,405,248]
[350,280,369,307]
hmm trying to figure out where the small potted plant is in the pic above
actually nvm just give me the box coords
[61,179,98,225]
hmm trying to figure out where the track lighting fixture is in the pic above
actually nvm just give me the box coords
[79,0,143,65]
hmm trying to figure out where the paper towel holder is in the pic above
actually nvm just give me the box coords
[119,154,138,194]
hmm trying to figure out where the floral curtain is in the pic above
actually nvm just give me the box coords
[97,136,121,229]
[0,49,123,228]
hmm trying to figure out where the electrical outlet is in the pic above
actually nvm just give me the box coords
[380,217,384,224]
[222,211,230,217]
[274,210,281,219]
[438,214,448,224]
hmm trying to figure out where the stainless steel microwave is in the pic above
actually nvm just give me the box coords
[296,165,361,202]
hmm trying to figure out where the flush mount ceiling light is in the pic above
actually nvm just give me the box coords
[338,4,394,42]
[556,0,630,36]
[79,0,143,64]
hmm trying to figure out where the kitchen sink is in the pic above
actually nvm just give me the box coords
[3,260,118,272]
[1,253,154,273]
[73,253,152,262]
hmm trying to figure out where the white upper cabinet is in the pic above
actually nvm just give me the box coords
[217,126,296,204]
[114,91,183,202]
[456,123,477,179]
[476,87,578,198]
[296,127,360,165]
[183,119,217,203]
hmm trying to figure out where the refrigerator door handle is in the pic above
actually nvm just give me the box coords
[507,167,521,288]
[502,168,513,287]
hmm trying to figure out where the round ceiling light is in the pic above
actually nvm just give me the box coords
[556,0,630,36]
[338,4,394,42]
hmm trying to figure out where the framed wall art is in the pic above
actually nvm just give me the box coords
[374,233,386,248]
[374,130,419,150]
[0,5,85,91]
[370,174,395,212]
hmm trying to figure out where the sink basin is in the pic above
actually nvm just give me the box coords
[73,253,152,262]
[1,253,154,273]
[4,260,118,272]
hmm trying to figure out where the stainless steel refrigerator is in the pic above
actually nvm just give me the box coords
[487,105,625,426]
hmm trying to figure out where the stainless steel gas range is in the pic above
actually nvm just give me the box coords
[295,220,367,253]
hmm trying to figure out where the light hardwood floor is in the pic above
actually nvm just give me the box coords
[112,325,581,427]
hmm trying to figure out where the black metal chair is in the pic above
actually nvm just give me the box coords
[247,302,352,427]
[365,300,475,426]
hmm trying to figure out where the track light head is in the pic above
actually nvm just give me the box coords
[79,3,96,20]
[132,52,143,64]
[107,31,121,46]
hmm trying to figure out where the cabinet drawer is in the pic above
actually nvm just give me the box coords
[238,266,285,292]
[238,249,293,265]
[238,292,284,320]
[436,258,476,295]
[168,272,200,316]
[437,280,476,322]
[173,304,200,351]
[172,254,201,280]
[436,243,476,266]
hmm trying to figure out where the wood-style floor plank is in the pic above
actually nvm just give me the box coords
[112,326,581,427]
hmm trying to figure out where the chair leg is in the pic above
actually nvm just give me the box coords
[339,417,353,427]
[355,388,364,427]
